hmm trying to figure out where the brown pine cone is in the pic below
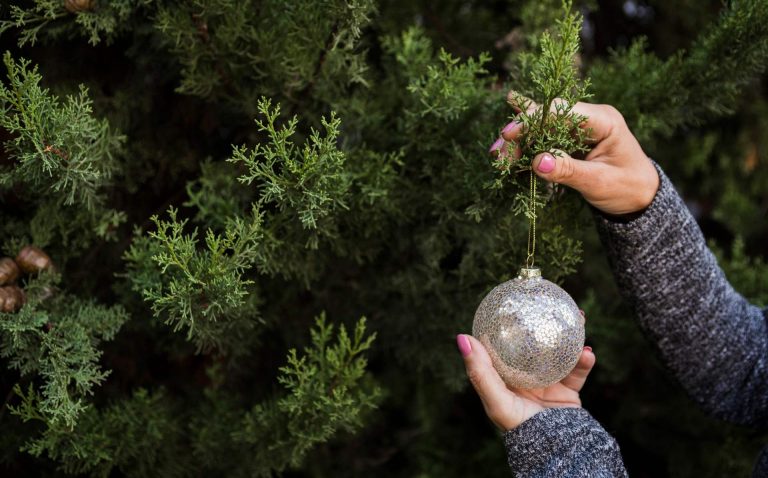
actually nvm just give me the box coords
[15,246,53,274]
[0,285,25,313]
[64,0,93,13]
[0,257,20,285]
[0,287,8,311]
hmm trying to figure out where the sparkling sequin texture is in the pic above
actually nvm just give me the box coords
[472,268,585,389]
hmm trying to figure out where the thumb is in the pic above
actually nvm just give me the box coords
[532,150,601,193]
[457,334,531,429]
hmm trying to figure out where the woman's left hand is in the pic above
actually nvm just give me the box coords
[456,333,595,430]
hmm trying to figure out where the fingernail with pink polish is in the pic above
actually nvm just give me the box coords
[489,137,504,153]
[584,346,592,353]
[501,121,521,135]
[456,334,472,357]
[536,153,555,173]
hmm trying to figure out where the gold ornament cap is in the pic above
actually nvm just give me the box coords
[518,266,541,279]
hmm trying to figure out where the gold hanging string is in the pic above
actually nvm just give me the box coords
[526,167,537,268]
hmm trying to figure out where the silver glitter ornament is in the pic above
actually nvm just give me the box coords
[472,267,584,389]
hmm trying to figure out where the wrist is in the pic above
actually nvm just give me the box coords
[594,159,668,226]
[631,158,661,212]
[591,157,659,216]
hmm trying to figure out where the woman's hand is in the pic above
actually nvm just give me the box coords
[492,95,660,216]
[457,333,595,431]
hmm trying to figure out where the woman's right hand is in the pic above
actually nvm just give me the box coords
[491,95,660,217]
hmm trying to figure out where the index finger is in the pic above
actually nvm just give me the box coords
[570,102,618,143]
[500,91,537,143]
[506,90,539,114]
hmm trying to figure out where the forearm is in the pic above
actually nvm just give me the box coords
[594,162,768,427]
[504,408,627,477]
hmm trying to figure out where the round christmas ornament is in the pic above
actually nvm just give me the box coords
[472,158,584,389]
[472,266,584,389]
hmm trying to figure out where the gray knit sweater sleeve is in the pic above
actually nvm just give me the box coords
[503,408,627,477]
[502,162,768,476]
[594,163,768,427]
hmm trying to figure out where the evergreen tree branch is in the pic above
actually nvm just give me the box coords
[589,0,768,142]
[124,207,263,353]
[0,53,125,252]
[1,273,128,428]
[0,0,153,46]
[233,314,380,476]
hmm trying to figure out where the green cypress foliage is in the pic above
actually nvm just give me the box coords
[589,0,768,142]
[3,274,128,428]
[9,316,377,477]
[0,53,125,252]
[0,0,767,476]
[501,1,590,170]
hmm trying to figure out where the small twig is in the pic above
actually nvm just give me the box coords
[43,143,70,161]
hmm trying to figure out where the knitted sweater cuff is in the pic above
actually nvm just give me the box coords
[503,407,626,477]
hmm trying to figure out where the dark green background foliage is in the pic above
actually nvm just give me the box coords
[0,0,767,476]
